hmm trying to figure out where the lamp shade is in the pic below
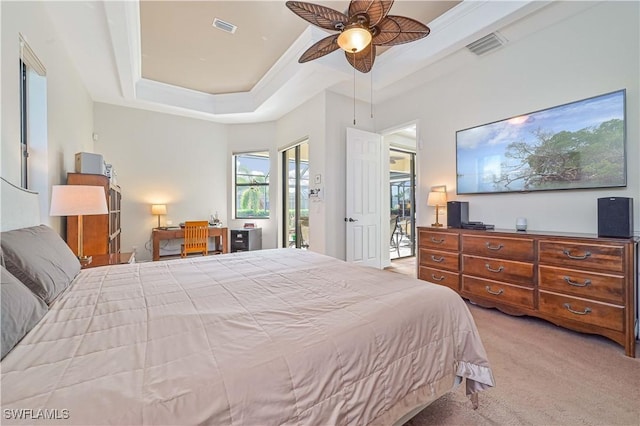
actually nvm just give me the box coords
[151,204,167,215]
[337,24,372,53]
[50,185,108,216]
[427,191,447,207]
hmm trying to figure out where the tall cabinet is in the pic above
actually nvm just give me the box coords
[66,173,121,256]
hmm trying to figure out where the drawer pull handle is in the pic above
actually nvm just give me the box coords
[563,303,592,315]
[563,276,592,287]
[562,249,591,260]
[431,255,445,263]
[431,274,445,282]
[485,264,504,273]
[485,242,504,251]
[485,286,504,296]
[430,237,445,244]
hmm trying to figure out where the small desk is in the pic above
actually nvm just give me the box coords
[152,227,228,261]
[82,252,135,269]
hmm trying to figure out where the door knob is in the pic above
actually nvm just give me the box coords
[348,217,358,222]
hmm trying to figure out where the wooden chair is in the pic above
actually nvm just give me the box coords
[390,215,400,257]
[181,221,209,258]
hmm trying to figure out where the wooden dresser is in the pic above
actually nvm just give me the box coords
[417,227,638,357]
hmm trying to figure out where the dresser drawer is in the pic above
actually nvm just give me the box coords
[419,266,459,291]
[462,235,534,262]
[462,255,534,286]
[419,230,459,251]
[538,241,624,273]
[462,276,534,309]
[419,249,459,272]
[538,266,624,304]
[538,291,624,332]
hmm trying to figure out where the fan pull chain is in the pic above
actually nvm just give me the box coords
[353,51,356,125]
[370,46,374,119]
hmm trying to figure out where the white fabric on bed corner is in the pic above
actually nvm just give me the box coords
[1,249,494,425]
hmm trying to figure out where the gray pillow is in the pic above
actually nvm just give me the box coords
[1,266,48,359]
[1,225,80,304]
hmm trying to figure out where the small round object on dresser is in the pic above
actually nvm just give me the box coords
[515,217,527,231]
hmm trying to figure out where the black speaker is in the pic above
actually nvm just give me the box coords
[447,201,469,229]
[597,197,633,238]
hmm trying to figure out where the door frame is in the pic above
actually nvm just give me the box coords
[380,120,419,268]
[280,139,309,248]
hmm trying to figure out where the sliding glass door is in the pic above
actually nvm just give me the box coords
[282,142,309,248]
[389,149,416,259]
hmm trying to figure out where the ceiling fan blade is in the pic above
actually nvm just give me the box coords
[373,16,430,46]
[286,1,348,31]
[345,44,376,73]
[348,0,394,27]
[299,34,340,63]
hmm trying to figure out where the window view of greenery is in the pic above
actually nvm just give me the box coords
[235,152,270,219]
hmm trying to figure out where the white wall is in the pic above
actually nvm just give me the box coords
[1,1,94,234]
[276,92,327,253]
[93,103,228,261]
[93,90,376,262]
[375,1,640,236]
[274,90,377,260]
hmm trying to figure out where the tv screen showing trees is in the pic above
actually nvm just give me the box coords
[456,90,626,194]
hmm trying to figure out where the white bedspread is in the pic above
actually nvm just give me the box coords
[1,249,494,425]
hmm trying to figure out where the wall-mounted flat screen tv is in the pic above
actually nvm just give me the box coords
[456,89,626,195]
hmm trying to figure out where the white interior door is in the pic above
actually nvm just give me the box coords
[345,127,382,268]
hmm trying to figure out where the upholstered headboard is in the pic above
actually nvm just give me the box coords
[1,177,41,231]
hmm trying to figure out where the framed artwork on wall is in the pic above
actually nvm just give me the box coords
[456,89,626,194]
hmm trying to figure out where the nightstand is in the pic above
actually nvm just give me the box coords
[230,228,262,253]
[81,252,135,269]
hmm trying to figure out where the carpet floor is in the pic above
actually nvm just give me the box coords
[405,302,640,425]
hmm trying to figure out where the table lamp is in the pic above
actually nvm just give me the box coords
[50,185,108,263]
[151,204,167,228]
[427,191,447,227]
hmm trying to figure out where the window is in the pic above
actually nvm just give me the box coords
[19,34,47,190]
[234,151,270,219]
[20,59,28,187]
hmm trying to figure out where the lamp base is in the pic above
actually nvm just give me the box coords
[431,223,444,228]
[78,255,93,265]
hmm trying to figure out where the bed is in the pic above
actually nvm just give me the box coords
[0,177,495,425]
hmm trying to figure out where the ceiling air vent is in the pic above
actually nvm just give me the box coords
[466,32,507,56]
[212,17,237,34]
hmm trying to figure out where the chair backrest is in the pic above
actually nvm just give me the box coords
[182,221,209,256]
[399,218,410,237]
[390,214,399,233]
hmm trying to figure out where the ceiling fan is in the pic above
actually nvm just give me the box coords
[285,0,431,73]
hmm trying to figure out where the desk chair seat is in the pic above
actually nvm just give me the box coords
[181,221,209,258]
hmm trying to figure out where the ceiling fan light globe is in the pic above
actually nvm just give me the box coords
[337,25,372,53]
